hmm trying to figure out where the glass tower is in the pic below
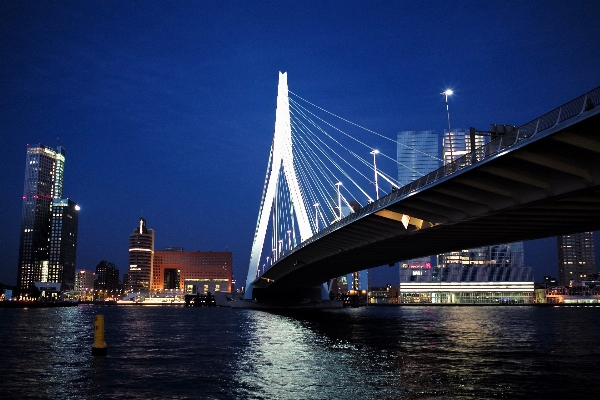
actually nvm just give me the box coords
[48,198,80,290]
[397,130,440,186]
[396,131,440,268]
[17,144,66,292]
[557,232,596,286]
[128,218,154,293]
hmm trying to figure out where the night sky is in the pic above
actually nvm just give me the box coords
[1,1,599,287]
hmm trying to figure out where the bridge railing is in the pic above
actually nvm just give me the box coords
[284,86,600,258]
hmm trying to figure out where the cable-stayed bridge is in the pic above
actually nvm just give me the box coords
[244,72,600,305]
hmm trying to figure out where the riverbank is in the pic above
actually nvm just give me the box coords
[0,301,78,308]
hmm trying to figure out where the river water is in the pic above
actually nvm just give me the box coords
[1,305,599,399]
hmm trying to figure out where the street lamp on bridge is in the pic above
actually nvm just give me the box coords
[442,89,454,163]
[335,182,343,221]
[370,149,380,200]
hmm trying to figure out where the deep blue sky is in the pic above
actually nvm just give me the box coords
[1,1,599,287]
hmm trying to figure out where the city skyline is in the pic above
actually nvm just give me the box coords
[2,2,600,287]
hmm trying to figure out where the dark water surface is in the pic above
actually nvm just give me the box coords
[1,305,599,399]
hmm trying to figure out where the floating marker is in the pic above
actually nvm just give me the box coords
[92,314,107,356]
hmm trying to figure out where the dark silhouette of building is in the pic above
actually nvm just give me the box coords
[94,260,120,297]
[49,198,79,290]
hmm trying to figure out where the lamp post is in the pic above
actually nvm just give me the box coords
[335,182,343,220]
[442,89,454,163]
[370,150,380,200]
[313,203,320,232]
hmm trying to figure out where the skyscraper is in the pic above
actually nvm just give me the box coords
[128,218,154,293]
[396,130,440,268]
[557,232,596,286]
[17,144,68,292]
[397,130,440,186]
[48,198,79,290]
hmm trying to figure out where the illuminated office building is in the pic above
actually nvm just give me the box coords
[74,269,94,292]
[128,218,154,293]
[558,232,596,286]
[48,198,79,290]
[17,143,75,292]
[401,244,532,304]
[152,248,233,293]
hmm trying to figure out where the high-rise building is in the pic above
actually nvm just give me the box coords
[94,260,120,296]
[48,198,79,290]
[396,131,440,272]
[128,218,154,293]
[557,232,596,286]
[17,144,69,292]
[397,130,440,186]
[152,248,233,293]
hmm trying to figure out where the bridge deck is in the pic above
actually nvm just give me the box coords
[252,92,600,295]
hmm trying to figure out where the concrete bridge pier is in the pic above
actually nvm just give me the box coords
[234,283,341,309]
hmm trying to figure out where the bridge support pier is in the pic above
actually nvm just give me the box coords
[240,283,340,309]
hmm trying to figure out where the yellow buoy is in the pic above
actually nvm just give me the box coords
[92,314,107,356]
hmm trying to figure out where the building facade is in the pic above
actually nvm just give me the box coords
[152,248,233,293]
[397,130,440,186]
[395,131,440,280]
[48,198,79,290]
[94,260,120,297]
[74,269,95,292]
[128,218,154,293]
[399,264,534,304]
[17,144,79,294]
[442,128,486,165]
[558,232,596,286]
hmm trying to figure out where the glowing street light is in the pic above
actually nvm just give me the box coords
[442,89,454,163]
[370,149,380,200]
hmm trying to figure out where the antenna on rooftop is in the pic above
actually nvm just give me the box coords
[57,135,60,147]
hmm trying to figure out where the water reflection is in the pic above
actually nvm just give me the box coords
[2,306,600,399]
[234,309,403,399]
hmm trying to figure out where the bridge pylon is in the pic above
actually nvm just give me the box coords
[244,72,326,301]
